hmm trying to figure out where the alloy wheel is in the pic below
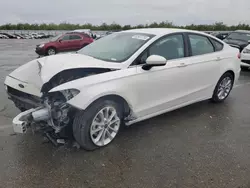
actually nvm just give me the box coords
[217,76,232,100]
[90,106,120,146]
[48,48,56,55]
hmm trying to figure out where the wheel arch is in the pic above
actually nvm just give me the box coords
[222,70,235,81]
[85,94,132,118]
[46,46,57,52]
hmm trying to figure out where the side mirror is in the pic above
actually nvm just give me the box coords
[58,39,62,43]
[142,55,167,70]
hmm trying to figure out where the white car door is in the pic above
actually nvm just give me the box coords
[131,33,222,119]
[130,33,199,118]
[183,33,222,100]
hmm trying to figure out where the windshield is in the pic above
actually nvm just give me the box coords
[226,32,250,42]
[50,34,63,41]
[78,32,154,62]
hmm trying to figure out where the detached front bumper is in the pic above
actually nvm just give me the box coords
[12,106,50,134]
[12,108,38,133]
[12,107,70,146]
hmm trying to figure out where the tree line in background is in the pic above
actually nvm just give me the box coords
[0,21,250,31]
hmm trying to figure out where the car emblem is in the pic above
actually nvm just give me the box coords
[18,84,25,88]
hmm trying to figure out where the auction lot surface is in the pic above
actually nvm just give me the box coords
[1,40,250,188]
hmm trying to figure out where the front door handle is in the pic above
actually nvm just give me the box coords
[177,63,188,68]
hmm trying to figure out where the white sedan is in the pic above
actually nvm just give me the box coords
[5,28,241,150]
[241,44,250,69]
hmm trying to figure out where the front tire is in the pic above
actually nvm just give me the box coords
[211,72,234,103]
[46,47,56,56]
[73,100,122,150]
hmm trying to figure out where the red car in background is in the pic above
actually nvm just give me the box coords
[35,32,94,56]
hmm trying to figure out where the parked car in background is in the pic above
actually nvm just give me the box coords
[0,32,55,39]
[0,34,8,39]
[211,31,229,40]
[13,34,24,39]
[20,34,32,39]
[35,32,94,56]
[223,30,250,52]
[73,29,92,36]
[240,44,250,70]
[5,28,240,150]
[0,33,17,39]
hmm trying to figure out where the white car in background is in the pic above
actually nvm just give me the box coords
[241,44,250,69]
[5,28,240,150]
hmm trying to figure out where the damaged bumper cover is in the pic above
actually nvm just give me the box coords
[12,106,75,147]
[12,108,38,133]
[12,99,73,133]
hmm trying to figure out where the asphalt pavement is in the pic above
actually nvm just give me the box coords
[1,40,250,188]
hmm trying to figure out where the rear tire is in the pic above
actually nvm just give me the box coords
[211,72,234,103]
[73,99,123,150]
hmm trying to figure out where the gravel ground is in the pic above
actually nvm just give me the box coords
[1,40,250,188]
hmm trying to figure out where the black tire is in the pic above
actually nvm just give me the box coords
[46,47,56,56]
[211,72,234,103]
[73,99,123,151]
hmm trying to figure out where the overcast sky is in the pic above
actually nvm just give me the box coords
[0,0,250,25]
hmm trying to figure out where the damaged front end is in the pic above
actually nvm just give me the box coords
[12,89,79,144]
[9,62,115,142]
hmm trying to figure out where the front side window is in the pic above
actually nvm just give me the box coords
[189,34,214,56]
[149,34,185,60]
[61,35,70,41]
[50,34,63,41]
[78,32,154,62]
[70,35,82,40]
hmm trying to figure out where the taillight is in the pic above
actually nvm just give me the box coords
[237,52,241,59]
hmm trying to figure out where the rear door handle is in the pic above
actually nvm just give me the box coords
[177,63,188,68]
[216,57,221,61]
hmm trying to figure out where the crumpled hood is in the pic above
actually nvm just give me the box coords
[38,53,123,83]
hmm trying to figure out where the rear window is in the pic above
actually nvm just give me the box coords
[210,38,224,51]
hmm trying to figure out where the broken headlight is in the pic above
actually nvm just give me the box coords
[60,89,80,101]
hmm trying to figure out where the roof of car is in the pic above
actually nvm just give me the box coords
[65,32,91,37]
[123,28,204,35]
[234,30,250,33]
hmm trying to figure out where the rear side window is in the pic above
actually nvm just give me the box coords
[210,38,224,51]
[70,35,82,40]
[189,34,214,56]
